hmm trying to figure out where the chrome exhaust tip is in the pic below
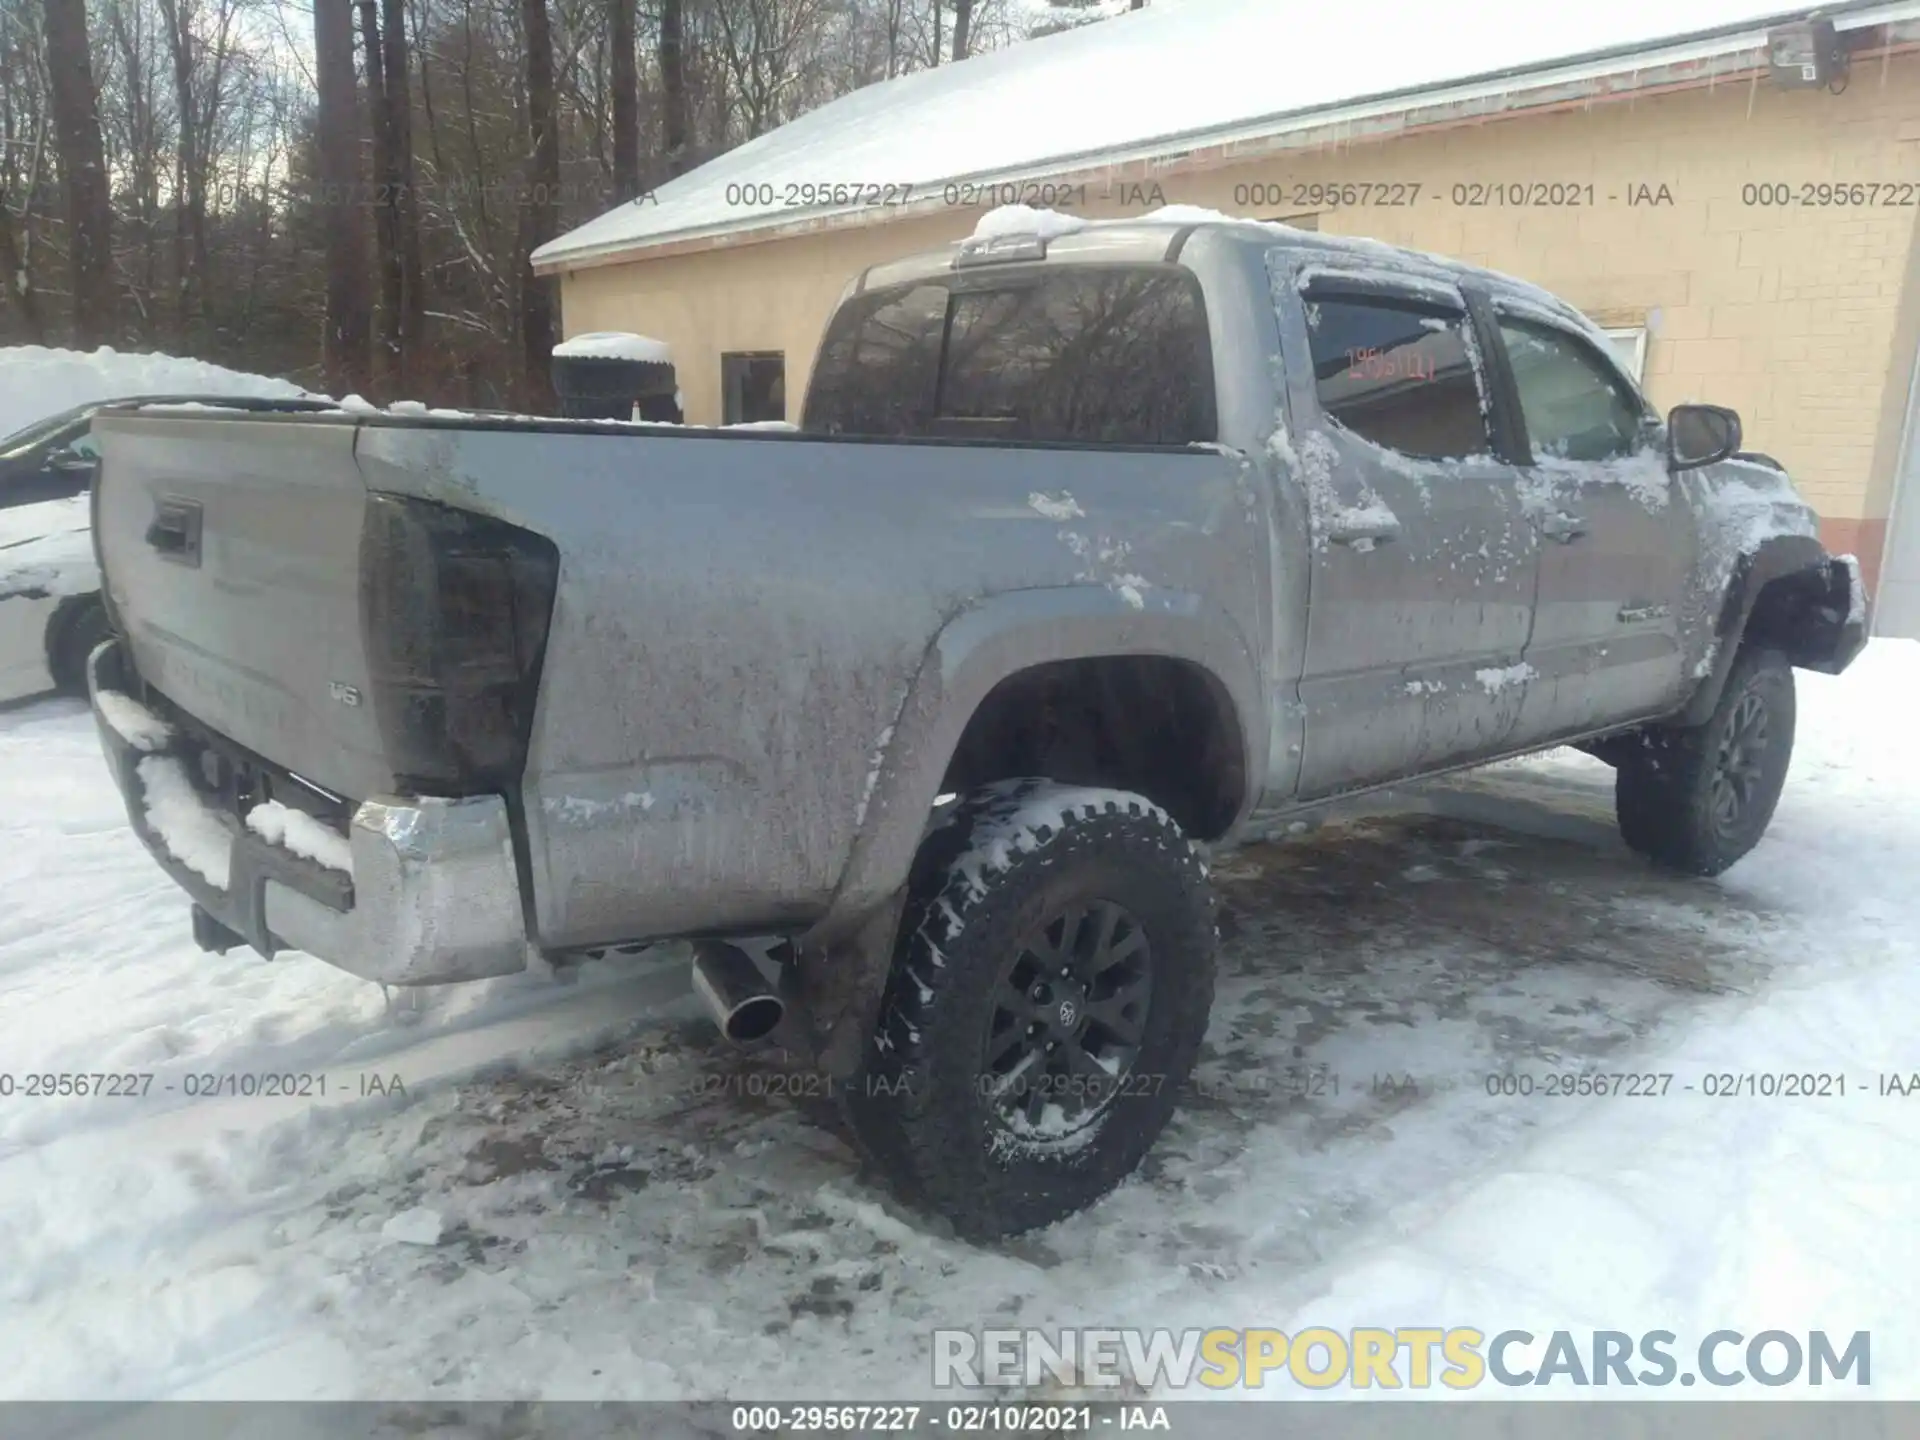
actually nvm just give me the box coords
[691,940,786,1045]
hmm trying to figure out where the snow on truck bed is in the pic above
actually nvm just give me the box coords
[2,642,1919,1400]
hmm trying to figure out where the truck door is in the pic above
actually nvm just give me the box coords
[1269,263,1542,800]
[1487,305,1696,747]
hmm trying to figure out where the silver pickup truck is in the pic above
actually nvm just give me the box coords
[86,216,1865,1238]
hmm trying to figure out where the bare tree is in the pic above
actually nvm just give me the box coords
[608,0,637,196]
[315,0,371,394]
[383,0,424,387]
[517,0,559,409]
[658,0,686,177]
[951,0,971,62]
[43,0,116,343]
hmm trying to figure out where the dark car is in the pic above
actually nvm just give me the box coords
[0,394,335,511]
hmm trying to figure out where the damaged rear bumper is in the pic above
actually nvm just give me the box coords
[88,638,530,985]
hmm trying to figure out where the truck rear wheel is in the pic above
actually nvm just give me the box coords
[1615,646,1795,876]
[844,778,1216,1240]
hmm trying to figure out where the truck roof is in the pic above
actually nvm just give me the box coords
[853,208,1598,341]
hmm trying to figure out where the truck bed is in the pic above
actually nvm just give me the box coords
[91,407,1270,953]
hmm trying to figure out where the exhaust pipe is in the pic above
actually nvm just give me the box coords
[691,940,786,1045]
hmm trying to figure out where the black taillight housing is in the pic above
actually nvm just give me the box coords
[359,494,560,794]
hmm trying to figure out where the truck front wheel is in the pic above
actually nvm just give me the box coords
[844,778,1216,1240]
[1614,646,1796,876]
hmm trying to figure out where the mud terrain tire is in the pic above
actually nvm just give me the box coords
[844,779,1216,1240]
[1615,646,1795,877]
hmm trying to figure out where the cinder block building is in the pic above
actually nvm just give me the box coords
[534,0,1920,635]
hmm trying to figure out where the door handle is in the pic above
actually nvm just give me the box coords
[1538,511,1588,543]
[1617,603,1672,624]
[1327,523,1400,548]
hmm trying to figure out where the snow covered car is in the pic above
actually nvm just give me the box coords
[85,215,1868,1238]
[0,396,333,702]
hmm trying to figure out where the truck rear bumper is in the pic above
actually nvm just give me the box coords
[88,639,530,985]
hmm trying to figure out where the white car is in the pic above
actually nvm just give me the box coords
[0,396,334,703]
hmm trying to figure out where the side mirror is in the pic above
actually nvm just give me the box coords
[1667,404,1742,471]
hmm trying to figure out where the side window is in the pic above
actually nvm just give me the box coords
[1496,315,1645,462]
[935,270,1214,445]
[802,284,948,437]
[803,268,1214,445]
[1301,289,1491,461]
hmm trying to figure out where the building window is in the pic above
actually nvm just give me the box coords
[1301,289,1492,461]
[722,352,786,424]
[1602,326,1649,384]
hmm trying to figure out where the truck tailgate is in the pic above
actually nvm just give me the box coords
[92,411,388,801]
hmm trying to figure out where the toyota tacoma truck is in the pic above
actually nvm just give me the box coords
[84,215,1866,1239]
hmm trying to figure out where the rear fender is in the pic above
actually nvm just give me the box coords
[793,585,1263,1075]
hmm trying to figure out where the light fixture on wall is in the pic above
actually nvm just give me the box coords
[1766,13,1851,93]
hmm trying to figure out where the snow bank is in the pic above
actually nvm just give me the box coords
[552,331,674,364]
[0,345,304,437]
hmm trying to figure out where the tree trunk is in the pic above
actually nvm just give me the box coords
[358,0,399,393]
[658,0,687,178]
[381,0,423,392]
[609,0,638,198]
[160,0,198,347]
[314,0,371,396]
[951,0,973,61]
[517,0,559,411]
[42,0,116,346]
[0,202,47,341]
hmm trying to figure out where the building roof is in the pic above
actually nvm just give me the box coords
[533,0,1920,272]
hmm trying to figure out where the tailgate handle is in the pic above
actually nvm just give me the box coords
[146,498,203,566]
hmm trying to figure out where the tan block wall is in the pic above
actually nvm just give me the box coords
[560,54,1920,577]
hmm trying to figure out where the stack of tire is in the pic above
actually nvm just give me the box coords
[550,335,681,423]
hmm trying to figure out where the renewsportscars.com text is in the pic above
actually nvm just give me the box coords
[932,1327,1870,1390]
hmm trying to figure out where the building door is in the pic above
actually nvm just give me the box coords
[1876,343,1920,639]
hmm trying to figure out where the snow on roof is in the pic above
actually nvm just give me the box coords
[534,0,1910,270]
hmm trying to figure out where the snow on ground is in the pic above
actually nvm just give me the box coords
[1,645,1917,1403]
[0,345,306,437]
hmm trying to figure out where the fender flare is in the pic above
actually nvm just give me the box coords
[1676,534,1841,728]
[815,585,1266,942]
[791,585,1265,1075]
